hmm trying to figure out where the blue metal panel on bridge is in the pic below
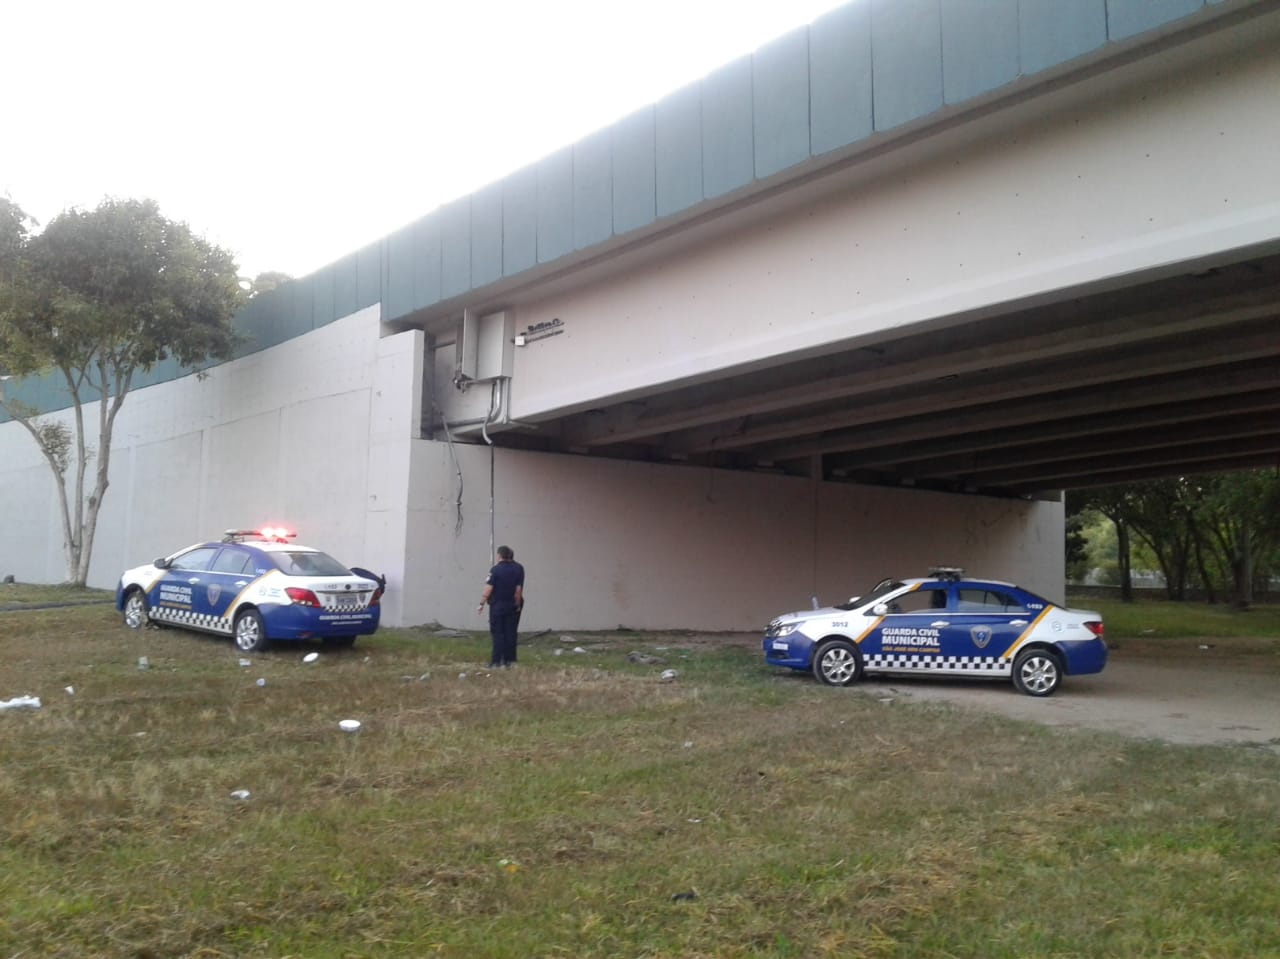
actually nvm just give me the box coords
[753,27,811,179]
[536,148,574,263]
[440,197,472,300]
[871,0,944,132]
[472,181,505,288]
[655,85,703,218]
[611,107,656,235]
[810,2,873,156]
[701,55,755,200]
[942,0,1020,103]
[503,166,538,277]
[574,129,614,251]
[1018,0,1107,75]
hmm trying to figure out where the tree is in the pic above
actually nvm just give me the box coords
[1194,470,1280,607]
[0,197,243,585]
[1071,486,1137,601]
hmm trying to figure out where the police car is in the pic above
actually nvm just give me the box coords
[115,528,384,652]
[763,568,1106,696]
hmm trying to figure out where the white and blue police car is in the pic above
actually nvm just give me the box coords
[763,568,1106,696]
[115,527,384,653]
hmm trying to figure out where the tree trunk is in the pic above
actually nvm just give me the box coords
[1116,520,1133,602]
[1237,526,1253,609]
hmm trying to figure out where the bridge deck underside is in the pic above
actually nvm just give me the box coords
[494,251,1280,496]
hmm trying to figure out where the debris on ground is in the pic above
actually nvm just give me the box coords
[0,695,42,711]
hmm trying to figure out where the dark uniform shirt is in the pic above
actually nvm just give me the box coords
[484,560,524,613]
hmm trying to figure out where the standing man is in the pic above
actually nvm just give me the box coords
[477,545,524,668]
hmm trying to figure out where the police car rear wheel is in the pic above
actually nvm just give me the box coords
[122,589,150,629]
[1013,648,1062,697]
[813,639,863,687]
[234,610,269,653]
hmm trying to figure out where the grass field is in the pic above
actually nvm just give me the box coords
[2,587,1279,957]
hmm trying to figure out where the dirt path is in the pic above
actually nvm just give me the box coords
[857,651,1280,750]
[682,632,1280,750]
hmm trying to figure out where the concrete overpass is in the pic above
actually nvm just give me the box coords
[2,0,1278,631]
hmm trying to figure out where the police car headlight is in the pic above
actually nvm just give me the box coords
[768,621,801,638]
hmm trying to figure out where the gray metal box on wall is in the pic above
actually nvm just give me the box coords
[458,309,514,382]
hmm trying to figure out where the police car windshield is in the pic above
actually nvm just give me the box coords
[271,551,353,577]
[835,579,905,611]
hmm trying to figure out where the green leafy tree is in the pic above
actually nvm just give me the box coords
[1071,486,1136,601]
[1193,470,1280,607]
[0,197,243,585]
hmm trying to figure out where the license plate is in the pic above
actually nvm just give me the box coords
[772,641,789,651]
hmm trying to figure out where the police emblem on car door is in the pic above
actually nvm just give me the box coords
[204,547,256,627]
[951,587,1029,663]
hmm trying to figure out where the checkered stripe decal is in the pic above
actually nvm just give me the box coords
[152,606,232,634]
[864,654,1010,674]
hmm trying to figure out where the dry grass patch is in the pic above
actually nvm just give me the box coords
[2,601,1279,957]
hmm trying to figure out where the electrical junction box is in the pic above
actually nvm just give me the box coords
[458,309,514,382]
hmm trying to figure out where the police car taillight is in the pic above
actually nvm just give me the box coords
[285,587,321,607]
[1083,621,1104,639]
[369,585,383,606]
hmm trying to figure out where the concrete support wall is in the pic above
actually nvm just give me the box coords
[400,441,1064,632]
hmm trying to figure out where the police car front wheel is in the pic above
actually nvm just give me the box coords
[813,639,863,687]
[1012,648,1062,697]
[234,609,270,653]
[122,589,151,629]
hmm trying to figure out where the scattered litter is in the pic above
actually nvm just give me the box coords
[671,891,698,902]
[879,698,895,705]
[137,656,149,670]
[498,858,520,874]
[559,634,577,643]
[419,673,431,681]
[65,686,75,696]
[687,818,702,824]
[573,647,587,654]
[338,719,362,733]
[1199,644,1216,650]
[660,669,678,682]
[628,651,666,665]
[229,789,251,801]
[683,741,694,749]
[238,658,251,667]
[303,652,320,663]
[553,649,564,657]
[459,671,468,679]
[0,695,41,711]
[255,678,266,687]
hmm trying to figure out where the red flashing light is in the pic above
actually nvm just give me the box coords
[258,525,296,543]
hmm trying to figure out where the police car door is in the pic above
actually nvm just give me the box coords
[946,584,1030,668]
[203,546,258,632]
[868,583,948,671]
[152,546,219,627]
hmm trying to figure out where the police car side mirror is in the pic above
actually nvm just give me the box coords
[871,603,888,616]
[154,557,170,569]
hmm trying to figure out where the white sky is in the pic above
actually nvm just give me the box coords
[6,0,848,280]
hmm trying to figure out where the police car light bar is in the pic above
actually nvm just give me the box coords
[222,527,298,544]
[929,566,965,581]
